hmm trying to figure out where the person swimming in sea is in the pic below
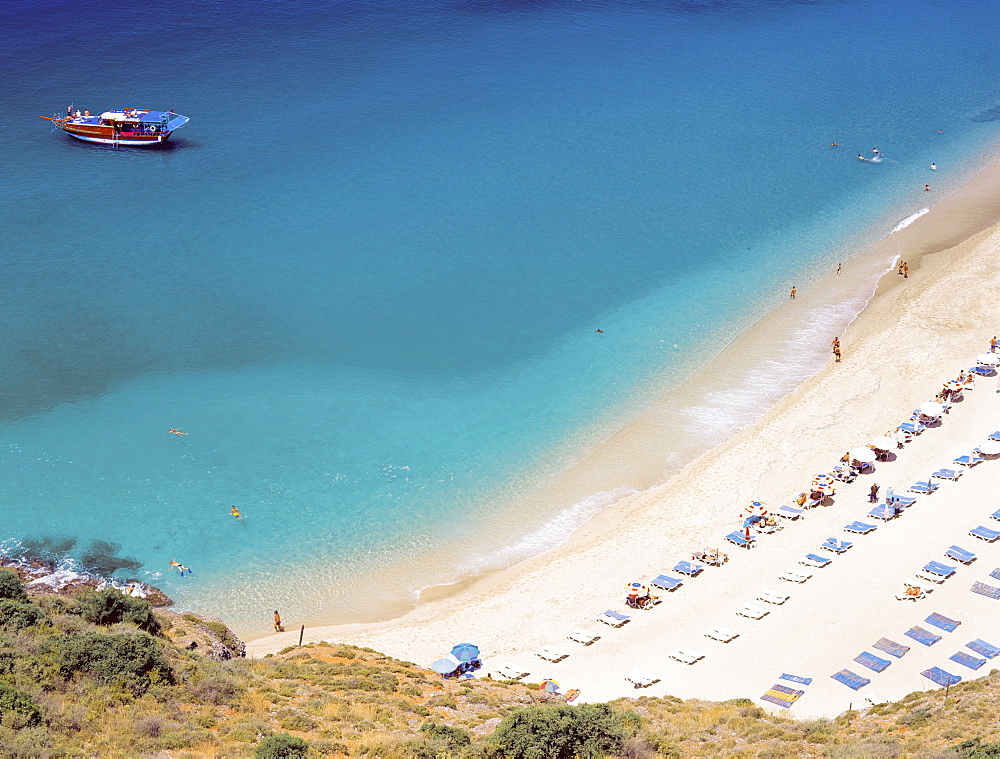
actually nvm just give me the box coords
[170,560,192,576]
[230,506,242,520]
[168,428,188,436]
[857,154,865,161]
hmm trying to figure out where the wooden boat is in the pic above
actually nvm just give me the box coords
[39,107,190,146]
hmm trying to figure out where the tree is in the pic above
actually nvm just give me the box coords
[254,733,309,758]
[0,570,28,603]
[74,588,161,634]
[0,601,48,631]
[490,703,627,758]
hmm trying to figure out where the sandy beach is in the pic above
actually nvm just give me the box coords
[247,157,1000,718]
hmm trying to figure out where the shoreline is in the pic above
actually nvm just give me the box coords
[247,148,1000,714]
[238,138,1000,637]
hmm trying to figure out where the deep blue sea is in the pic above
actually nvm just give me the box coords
[2,0,999,634]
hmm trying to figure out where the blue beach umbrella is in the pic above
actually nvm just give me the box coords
[450,643,480,662]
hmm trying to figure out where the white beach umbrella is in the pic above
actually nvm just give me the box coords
[978,440,1000,456]
[919,401,945,417]
[976,353,1000,366]
[869,436,896,451]
[850,448,876,464]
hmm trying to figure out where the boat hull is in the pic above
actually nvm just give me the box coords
[63,130,172,146]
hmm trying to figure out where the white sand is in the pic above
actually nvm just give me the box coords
[247,208,1000,718]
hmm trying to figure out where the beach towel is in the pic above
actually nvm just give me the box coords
[872,638,909,658]
[949,651,987,670]
[831,669,870,690]
[970,581,1000,600]
[853,652,891,673]
[967,639,1000,659]
[779,674,812,685]
[761,683,803,708]
[904,626,941,646]
[990,568,1000,581]
[920,667,961,687]
[925,612,961,632]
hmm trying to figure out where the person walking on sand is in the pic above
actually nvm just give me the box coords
[897,260,904,275]
[836,263,842,276]
[869,483,879,503]
[273,610,284,633]
[832,337,840,359]
[903,262,909,278]
[833,344,842,363]
[789,286,796,299]
[990,336,997,353]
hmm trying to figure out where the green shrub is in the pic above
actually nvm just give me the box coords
[490,703,627,758]
[56,631,173,693]
[74,588,161,634]
[0,601,48,631]
[0,684,42,728]
[954,737,1000,757]
[0,571,27,603]
[255,732,309,758]
[192,670,240,705]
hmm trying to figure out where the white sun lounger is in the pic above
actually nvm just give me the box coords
[779,569,812,583]
[737,604,769,620]
[494,664,528,680]
[625,671,659,688]
[534,645,569,663]
[567,628,599,645]
[669,648,705,665]
[757,589,790,605]
[704,626,739,643]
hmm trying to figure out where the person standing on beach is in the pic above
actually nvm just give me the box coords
[990,336,997,353]
[836,263,842,276]
[832,337,840,359]
[869,483,879,503]
[789,287,796,299]
[274,610,284,632]
[903,262,909,278]
[897,261,904,276]
[833,344,842,363]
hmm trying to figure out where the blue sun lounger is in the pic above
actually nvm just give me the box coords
[954,453,984,467]
[991,568,1000,581]
[844,521,877,535]
[932,468,963,481]
[989,431,1000,441]
[970,365,993,377]
[904,626,941,646]
[779,673,812,685]
[967,639,1000,658]
[650,575,683,592]
[831,669,870,690]
[853,652,891,672]
[945,546,976,564]
[725,531,754,549]
[990,509,1000,523]
[821,538,852,553]
[873,638,909,658]
[673,560,704,577]
[970,526,1000,542]
[908,481,938,495]
[922,561,957,580]
[868,505,897,521]
[598,610,630,627]
[899,421,925,435]
[970,581,1000,600]
[777,505,804,520]
[921,667,961,687]
[801,553,831,568]
[925,612,961,632]
[887,493,917,508]
[950,651,987,670]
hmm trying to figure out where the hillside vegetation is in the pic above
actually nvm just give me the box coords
[1,568,1000,757]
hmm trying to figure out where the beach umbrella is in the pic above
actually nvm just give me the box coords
[919,401,945,417]
[625,582,646,596]
[977,440,1000,456]
[450,643,480,663]
[850,448,876,464]
[539,679,560,693]
[432,657,460,675]
[812,474,832,485]
[976,353,1000,366]
[869,436,896,451]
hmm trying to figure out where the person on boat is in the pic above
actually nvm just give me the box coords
[168,428,188,436]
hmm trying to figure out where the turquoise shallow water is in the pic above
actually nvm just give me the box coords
[2,0,999,633]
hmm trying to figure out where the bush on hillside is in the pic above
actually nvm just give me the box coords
[56,631,173,693]
[0,570,28,603]
[0,684,42,728]
[0,601,48,631]
[404,721,473,757]
[955,737,1000,757]
[74,588,161,634]
[490,703,627,758]
[254,732,309,758]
